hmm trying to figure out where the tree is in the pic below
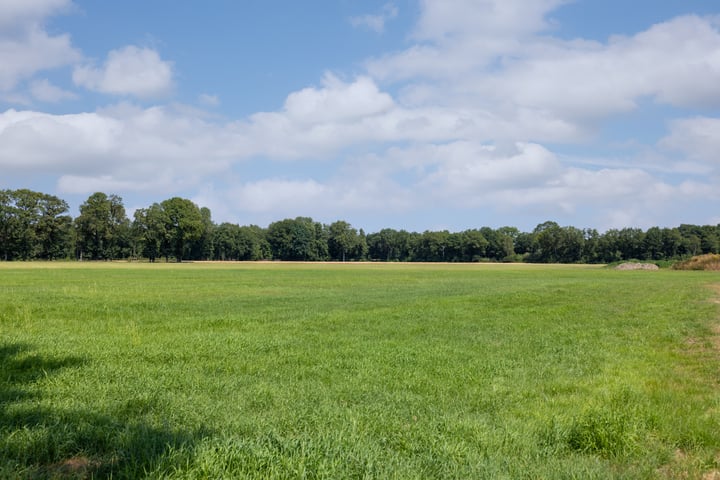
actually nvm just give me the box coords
[414,230,451,262]
[0,189,20,260]
[35,194,73,260]
[159,197,205,262]
[327,220,360,261]
[132,203,166,262]
[643,227,664,260]
[0,189,72,260]
[213,222,241,261]
[189,206,214,260]
[557,226,584,263]
[75,192,128,260]
[267,217,326,261]
[460,229,488,262]
[238,225,272,260]
[367,228,413,261]
[530,221,562,262]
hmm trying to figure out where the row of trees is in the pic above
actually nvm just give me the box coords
[2,189,719,263]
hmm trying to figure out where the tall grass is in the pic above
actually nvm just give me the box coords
[1,262,719,478]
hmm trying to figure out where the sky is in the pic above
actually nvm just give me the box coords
[1,0,719,233]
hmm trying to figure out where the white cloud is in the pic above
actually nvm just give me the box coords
[350,3,398,33]
[661,117,720,165]
[368,0,569,81]
[233,179,329,213]
[0,104,233,194]
[198,93,220,107]
[0,0,72,29]
[29,78,77,102]
[4,0,720,231]
[413,0,568,42]
[283,73,394,124]
[476,15,720,119]
[422,142,563,195]
[0,25,81,92]
[73,46,174,98]
[369,11,720,127]
[0,0,80,94]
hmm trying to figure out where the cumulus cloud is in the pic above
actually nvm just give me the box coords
[368,0,569,81]
[473,15,720,119]
[0,26,80,93]
[413,0,568,41]
[661,117,720,165]
[73,46,174,98]
[0,104,233,194]
[4,0,720,231]
[283,73,394,124]
[369,9,720,126]
[0,0,80,95]
[29,78,77,102]
[350,3,398,33]
[198,93,220,107]
[0,0,72,29]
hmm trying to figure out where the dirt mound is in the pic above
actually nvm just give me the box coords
[614,262,659,271]
[673,254,720,271]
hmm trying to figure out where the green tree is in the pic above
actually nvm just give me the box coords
[0,189,20,260]
[414,230,450,262]
[531,221,562,262]
[0,189,72,260]
[367,228,413,261]
[213,222,241,260]
[267,217,326,261]
[643,227,664,260]
[132,203,166,262]
[35,194,73,260]
[327,220,360,262]
[75,192,129,260]
[239,225,271,260]
[459,229,488,262]
[159,197,205,262]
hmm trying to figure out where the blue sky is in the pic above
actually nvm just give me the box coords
[1,0,719,233]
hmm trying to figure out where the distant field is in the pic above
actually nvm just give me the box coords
[1,262,719,479]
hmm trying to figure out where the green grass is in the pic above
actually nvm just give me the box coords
[1,262,719,478]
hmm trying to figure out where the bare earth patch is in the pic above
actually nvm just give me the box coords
[45,456,100,479]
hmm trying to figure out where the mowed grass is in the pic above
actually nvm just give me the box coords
[1,262,719,479]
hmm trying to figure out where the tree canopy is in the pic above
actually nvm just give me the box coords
[1,188,719,264]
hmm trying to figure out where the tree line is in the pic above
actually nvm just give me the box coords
[2,189,719,263]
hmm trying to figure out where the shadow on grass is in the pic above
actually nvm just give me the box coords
[0,342,208,479]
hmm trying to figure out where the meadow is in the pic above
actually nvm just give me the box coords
[1,262,719,479]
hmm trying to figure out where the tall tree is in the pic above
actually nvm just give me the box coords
[159,197,205,262]
[367,228,413,261]
[35,193,73,260]
[212,222,241,261]
[267,217,326,261]
[75,192,128,260]
[132,203,166,262]
[459,229,488,262]
[0,189,72,260]
[0,189,19,261]
[531,221,562,263]
[327,220,360,262]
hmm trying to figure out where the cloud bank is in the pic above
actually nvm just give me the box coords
[1,0,719,231]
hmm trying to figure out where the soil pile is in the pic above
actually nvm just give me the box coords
[614,262,659,271]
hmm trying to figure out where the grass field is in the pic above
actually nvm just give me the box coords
[1,262,719,479]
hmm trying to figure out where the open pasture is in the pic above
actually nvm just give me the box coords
[1,262,719,478]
